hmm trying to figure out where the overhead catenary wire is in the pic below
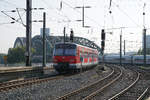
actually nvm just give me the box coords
[111,1,142,28]
[62,1,104,27]
[16,8,26,26]
[40,0,142,30]
[41,0,71,22]
[0,22,15,25]
[1,10,26,26]
[41,0,103,28]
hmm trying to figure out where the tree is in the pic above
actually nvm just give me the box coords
[7,47,35,64]
[7,47,26,63]
[137,48,150,55]
[0,53,6,64]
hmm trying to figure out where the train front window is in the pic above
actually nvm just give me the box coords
[54,49,63,56]
[64,49,76,56]
[54,44,76,56]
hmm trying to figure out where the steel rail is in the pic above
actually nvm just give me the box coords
[83,67,123,100]
[0,76,64,92]
[0,66,99,92]
[56,67,115,100]
[0,68,95,92]
[137,87,149,100]
[0,78,37,87]
[0,67,53,74]
[108,71,140,100]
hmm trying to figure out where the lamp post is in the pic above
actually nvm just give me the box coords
[120,29,122,66]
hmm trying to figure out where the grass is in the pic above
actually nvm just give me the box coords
[140,66,150,70]
[146,97,150,100]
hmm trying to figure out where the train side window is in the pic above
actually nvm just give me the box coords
[84,52,86,58]
[83,52,86,58]
[82,48,84,53]
[91,53,93,57]
[89,53,91,57]
[80,51,82,57]
[86,52,88,58]
[91,53,93,58]
[88,52,90,57]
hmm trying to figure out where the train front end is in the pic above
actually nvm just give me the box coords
[53,43,77,73]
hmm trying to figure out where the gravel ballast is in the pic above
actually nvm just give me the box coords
[0,67,111,100]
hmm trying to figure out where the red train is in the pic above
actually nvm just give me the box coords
[53,42,99,73]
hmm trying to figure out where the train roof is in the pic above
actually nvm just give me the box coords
[133,55,150,59]
[55,42,76,45]
[101,55,150,59]
[54,42,98,51]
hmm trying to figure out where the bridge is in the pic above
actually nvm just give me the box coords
[14,35,102,58]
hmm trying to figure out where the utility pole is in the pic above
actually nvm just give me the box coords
[63,27,66,44]
[26,0,32,66]
[143,29,146,65]
[120,29,122,66]
[75,6,91,27]
[43,12,46,67]
[82,6,84,27]
[124,40,125,55]
[101,29,105,65]
[143,3,146,65]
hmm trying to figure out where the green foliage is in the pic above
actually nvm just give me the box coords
[7,47,26,63]
[0,53,6,64]
[137,48,150,55]
[7,47,35,64]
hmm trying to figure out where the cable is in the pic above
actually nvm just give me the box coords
[41,0,71,22]
[16,8,26,26]
[0,22,15,25]
[1,10,26,26]
[41,0,103,28]
[62,0,104,27]
[112,1,142,28]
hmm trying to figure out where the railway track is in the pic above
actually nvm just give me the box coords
[137,87,149,100]
[0,78,38,87]
[0,68,98,93]
[108,69,140,100]
[56,66,122,100]
[0,75,64,92]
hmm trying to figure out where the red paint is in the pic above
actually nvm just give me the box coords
[53,43,99,65]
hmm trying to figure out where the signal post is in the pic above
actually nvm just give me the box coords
[101,29,105,64]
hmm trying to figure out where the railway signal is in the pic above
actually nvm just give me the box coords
[101,41,105,51]
[101,29,105,55]
[101,29,105,40]
[70,29,74,42]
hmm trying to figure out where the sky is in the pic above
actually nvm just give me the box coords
[0,0,150,54]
